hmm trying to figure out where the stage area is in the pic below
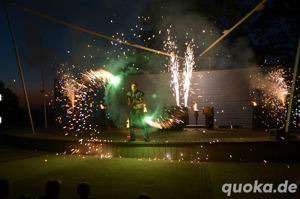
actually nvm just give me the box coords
[2,128,300,162]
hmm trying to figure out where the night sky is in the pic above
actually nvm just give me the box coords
[0,0,150,106]
[0,0,299,107]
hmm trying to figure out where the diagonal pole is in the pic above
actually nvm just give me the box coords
[40,36,48,129]
[12,1,268,62]
[285,38,300,136]
[199,0,267,57]
[12,1,183,59]
[4,1,36,134]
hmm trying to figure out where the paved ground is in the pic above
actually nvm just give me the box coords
[0,145,299,199]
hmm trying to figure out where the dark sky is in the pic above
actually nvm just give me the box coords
[0,0,298,108]
[0,0,149,107]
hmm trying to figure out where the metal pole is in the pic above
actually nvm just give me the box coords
[199,0,267,57]
[285,38,300,136]
[4,1,36,134]
[12,1,184,59]
[13,0,266,61]
[40,36,48,128]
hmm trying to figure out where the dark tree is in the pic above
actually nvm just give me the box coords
[245,0,300,65]
[0,82,20,129]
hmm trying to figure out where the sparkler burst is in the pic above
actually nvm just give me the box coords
[170,52,180,106]
[164,29,180,106]
[183,41,195,107]
[61,75,77,110]
[163,29,196,107]
[144,107,185,129]
[56,66,120,136]
[250,68,291,128]
[144,116,177,129]
[84,69,121,86]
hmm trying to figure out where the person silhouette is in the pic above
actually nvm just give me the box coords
[19,193,33,199]
[77,182,91,199]
[137,193,150,199]
[0,179,10,199]
[39,180,62,199]
[127,83,149,142]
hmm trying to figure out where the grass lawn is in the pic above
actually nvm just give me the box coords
[0,146,299,199]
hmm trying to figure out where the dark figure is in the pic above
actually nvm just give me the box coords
[77,182,91,199]
[0,179,10,199]
[203,106,214,129]
[127,83,149,141]
[39,180,62,199]
[0,81,20,130]
[137,193,150,199]
[19,194,33,199]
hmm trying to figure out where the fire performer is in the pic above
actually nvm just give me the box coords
[127,83,149,142]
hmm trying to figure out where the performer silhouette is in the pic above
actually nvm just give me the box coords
[127,83,149,141]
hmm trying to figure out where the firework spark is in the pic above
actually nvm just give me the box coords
[144,107,185,129]
[164,29,180,106]
[145,116,178,129]
[192,101,199,111]
[61,77,76,110]
[164,29,196,107]
[170,52,180,106]
[183,41,195,107]
[57,67,119,136]
[84,69,121,86]
[250,68,290,127]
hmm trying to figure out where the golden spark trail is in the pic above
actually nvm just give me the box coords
[84,69,121,86]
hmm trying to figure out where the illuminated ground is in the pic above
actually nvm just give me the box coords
[6,128,270,142]
[0,145,299,199]
[3,128,300,162]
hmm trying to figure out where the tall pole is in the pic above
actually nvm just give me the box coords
[4,1,36,134]
[13,0,267,62]
[40,36,48,128]
[12,2,183,59]
[285,38,300,136]
[199,0,267,57]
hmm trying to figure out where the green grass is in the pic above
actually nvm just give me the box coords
[0,146,299,199]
